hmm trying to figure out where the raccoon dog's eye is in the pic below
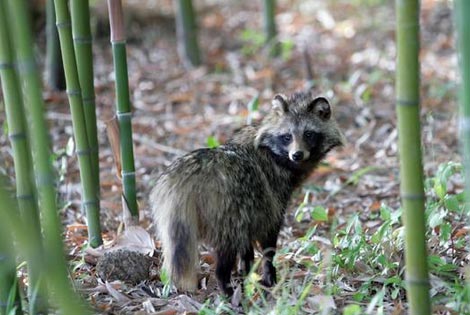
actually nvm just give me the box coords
[281,134,292,143]
[304,131,315,138]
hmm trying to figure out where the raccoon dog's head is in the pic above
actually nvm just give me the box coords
[255,92,344,168]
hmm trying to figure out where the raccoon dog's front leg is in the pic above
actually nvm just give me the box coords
[215,248,237,296]
[260,230,280,287]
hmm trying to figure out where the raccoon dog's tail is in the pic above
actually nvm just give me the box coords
[151,183,199,291]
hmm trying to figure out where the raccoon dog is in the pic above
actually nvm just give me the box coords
[151,92,344,295]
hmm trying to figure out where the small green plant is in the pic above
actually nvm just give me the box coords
[239,29,265,56]
[206,136,220,148]
[343,304,361,315]
[159,268,172,298]
[239,29,294,60]
[345,165,379,186]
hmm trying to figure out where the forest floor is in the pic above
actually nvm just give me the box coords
[0,0,466,314]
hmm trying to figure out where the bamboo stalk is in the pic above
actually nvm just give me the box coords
[175,0,201,67]
[0,175,91,315]
[45,0,65,90]
[395,1,431,314]
[263,0,276,42]
[107,0,139,219]
[0,214,23,315]
[5,1,89,313]
[0,2,46,313]
[54,0,103,247]
[0,182,22,315]
[454,3,470,207]
[454,0,470,300]
[262,0,279,56]
[70,0,100,201]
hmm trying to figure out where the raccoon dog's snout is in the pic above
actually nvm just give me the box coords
[290,150,305,161]
[287,135,310,162]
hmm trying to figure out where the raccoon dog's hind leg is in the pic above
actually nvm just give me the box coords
[215,247,237,296]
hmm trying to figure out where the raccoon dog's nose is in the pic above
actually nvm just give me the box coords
[291,151,304,161]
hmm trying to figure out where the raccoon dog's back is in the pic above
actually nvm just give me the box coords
[151,144,286,291]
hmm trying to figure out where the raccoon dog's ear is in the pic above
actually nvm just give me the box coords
[272,94,289,115]
[308,97,331,120]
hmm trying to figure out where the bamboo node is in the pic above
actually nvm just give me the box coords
[405,278,430,286]
[111,39,127,45]
[76,148,91,156]
[396,99,419,107]
[117,111,132,121]
[72,36,92,44]
[16,194,34,200]
[400,193,425,200]
[82,96,96,104]
[121,171,136,178]
[0,61,14,69]
[55,21,72,29]
[66,89,81,96]
[16,59,36,73]
[83,199,99,207]
[8,132,27,140]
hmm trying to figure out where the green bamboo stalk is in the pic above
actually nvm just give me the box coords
[454,0,470,301]
[0,3,46,314]
[0,175,91,315]
[5,1,90,313]
[175,0,201,67]
[0,178,24,315]
[54,0,103,248]
[263,0,276,42]
[0,181,22,315]
[0,220,23,315]
[395,1,431,314]
[70,0,100,202]
[454,2,470,207]
[262,0,279,56]
[107,0,139,219]
[45,0,65,91]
